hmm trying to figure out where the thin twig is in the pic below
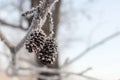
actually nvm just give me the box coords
[0,31,14,50]
[61,31,120,67]
[0,19,27,30]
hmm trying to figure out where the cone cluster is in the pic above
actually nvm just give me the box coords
[36,37,57,64]
[25,29,57,65]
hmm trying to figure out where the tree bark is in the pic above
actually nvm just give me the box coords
[31,0,61,80]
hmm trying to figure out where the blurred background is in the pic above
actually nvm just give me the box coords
[0,0,120,80]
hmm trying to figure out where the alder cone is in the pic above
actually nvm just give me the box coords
[25,29,46,53]
[36,37,57,65]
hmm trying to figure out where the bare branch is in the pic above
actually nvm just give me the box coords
[0,31,14,50]
[79,67,92,75]
[62,57,69,66]
[6,63,100,80]
[16,73,59,80]
[61,31,120,67]
[18,58,91,76]
[0,19,27,30]
[18,0,24,27]
[17,66,101,80]
[14,0,59,53]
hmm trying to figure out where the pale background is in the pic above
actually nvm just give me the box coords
[0,0,120,80]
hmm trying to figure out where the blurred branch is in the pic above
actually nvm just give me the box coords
[16,73,59,80]
[16,58,97,80]
[5,58,100,80]
[0,30,14,50]
[61,31,120,67]
[14,16,38,53]
[61,67,92,78]
[80,75,101,80]
[18,0,24,27]
[18,57,92,76]
[62,57,69,66]
[0,19,28,30]
[17,66,101,80]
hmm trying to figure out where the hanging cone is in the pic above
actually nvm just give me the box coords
[36,37,57,65]
[25,29,46,53]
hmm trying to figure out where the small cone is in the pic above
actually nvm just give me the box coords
[25,29,46,53]
[36,37,57,65]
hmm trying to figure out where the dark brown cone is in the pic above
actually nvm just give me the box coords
[36,37,57,65]
[25,29,46,53]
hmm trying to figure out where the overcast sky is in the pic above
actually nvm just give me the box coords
[58,0,120,80]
